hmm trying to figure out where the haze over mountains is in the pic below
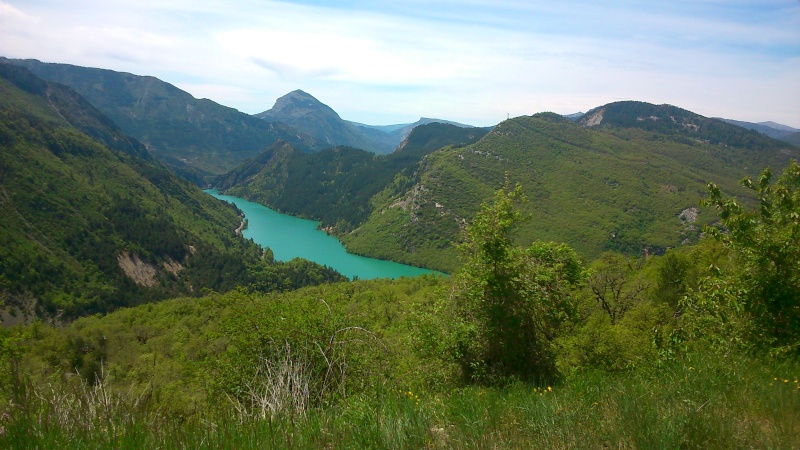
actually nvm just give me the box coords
[255,89,396,154]
[255,90,476,155]
[2,56,799,276]
[1,58,480,182]
[0,58,328,182]
[717,118,800,146]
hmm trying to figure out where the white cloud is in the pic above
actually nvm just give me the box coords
[0,1,35,21]
[0,0,798,127]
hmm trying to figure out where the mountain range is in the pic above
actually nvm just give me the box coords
[2,56,799,275]
[0,63,343,323]
[1,58,479,181]
[0,58,331,182]
[348,117,475,145]
[717,118,800,146]
[255,90,474,154]
[219,100,798,272]
[254,89,396,154]
[568,112,800,147]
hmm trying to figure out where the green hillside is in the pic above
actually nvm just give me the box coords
[215,123,489,235]
[0,64,343,322]
[3,153,800,447]
[0,58,324,180]
[341,107,798,272]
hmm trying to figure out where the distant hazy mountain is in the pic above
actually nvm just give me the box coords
[783,131,800,147]
[0,58,323,181]
[717,118,799,143]
[563,112,584,121]
[759,121,799,132]
[255,90,479,154]
[349,117,475,146]
[255,90,396,154]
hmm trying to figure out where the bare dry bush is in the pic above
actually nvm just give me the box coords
[227,344,310,421]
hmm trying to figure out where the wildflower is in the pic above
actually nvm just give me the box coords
[547,386,552,392]
[785,379,789,383]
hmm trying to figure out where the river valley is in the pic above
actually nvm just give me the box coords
[206,190,442,279]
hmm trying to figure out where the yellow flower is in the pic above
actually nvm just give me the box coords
[547,386,552,392]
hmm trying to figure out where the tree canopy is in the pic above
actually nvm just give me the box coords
[433,179,585,383]
[683,160,800,354]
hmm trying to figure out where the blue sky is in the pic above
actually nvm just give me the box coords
[1,0,798,127]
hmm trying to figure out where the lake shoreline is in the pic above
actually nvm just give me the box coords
[206,190,443,280]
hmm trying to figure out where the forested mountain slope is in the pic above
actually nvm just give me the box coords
[0,64,343,322]
[341,105,798,272]
[0,58,324,181]
[215,123,489,234]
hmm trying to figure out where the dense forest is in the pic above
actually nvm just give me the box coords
[216,122,489,233]
[0,63,344,321]
[341,110,797,272]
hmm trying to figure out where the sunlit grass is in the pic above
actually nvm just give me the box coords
[3,353,798,449]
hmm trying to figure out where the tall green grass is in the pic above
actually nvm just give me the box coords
[2,352,797,449]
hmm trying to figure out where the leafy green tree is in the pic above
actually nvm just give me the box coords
[654,251,692,311]
[439,179,585,383]
[683,160,800,354]
[587,252,648,325]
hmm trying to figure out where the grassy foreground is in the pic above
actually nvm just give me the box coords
[2,352,798,449]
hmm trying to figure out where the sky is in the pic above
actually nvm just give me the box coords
[1,0,798,128]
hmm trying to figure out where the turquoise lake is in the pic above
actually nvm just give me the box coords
[206,190,442,280]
